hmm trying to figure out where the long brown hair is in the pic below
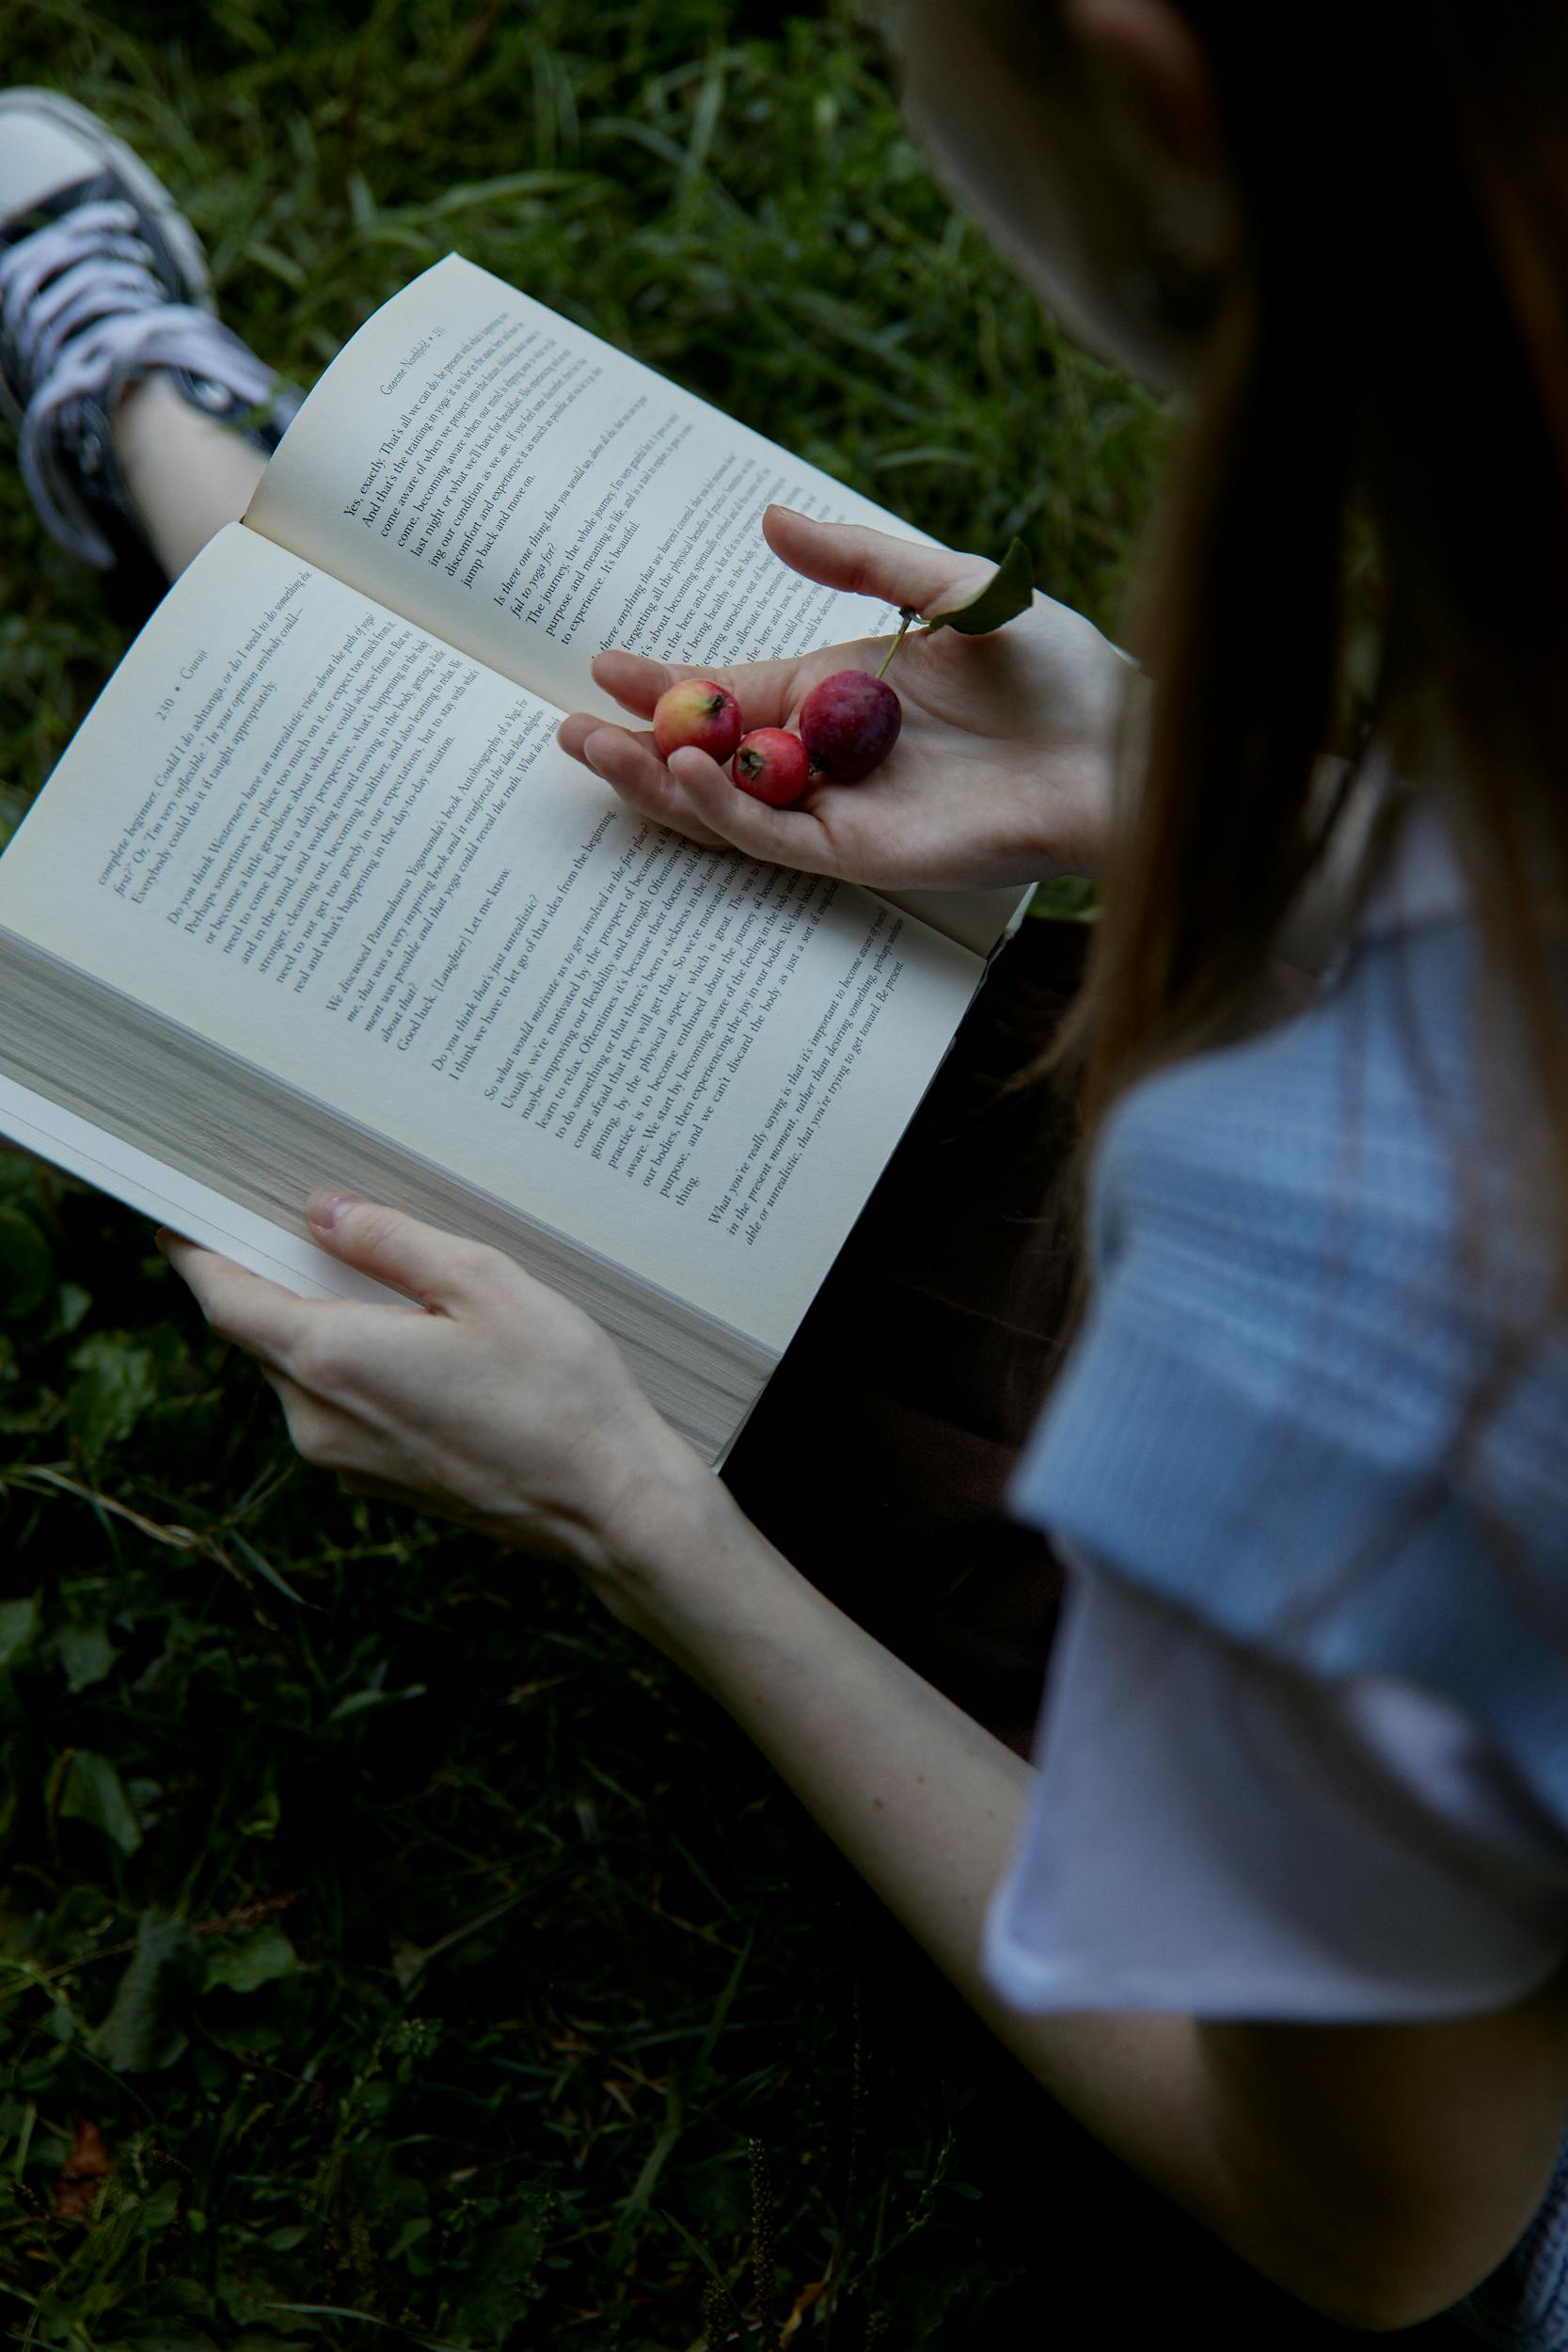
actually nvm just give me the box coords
[1005,3,1568,1312]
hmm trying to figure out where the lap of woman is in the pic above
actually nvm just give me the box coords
[721,912,1088,1759]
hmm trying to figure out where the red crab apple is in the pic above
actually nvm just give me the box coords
[732,728,810,806]
[798,670,902,782]
[653,677,744,762]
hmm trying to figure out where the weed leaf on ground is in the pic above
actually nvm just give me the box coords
[91,1913,200,2072]
[56,1749,143,1855]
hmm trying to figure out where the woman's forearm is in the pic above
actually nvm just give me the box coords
[602,1472,1241,2264]
[611,1466,1041,2027]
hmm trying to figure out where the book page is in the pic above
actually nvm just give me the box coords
[0,526,981,1359]
[245,254,924,723]
[879,878,1035,961]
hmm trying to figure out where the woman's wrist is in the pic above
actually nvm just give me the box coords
[573,1421,747,1644]
[1047,637,1149,886]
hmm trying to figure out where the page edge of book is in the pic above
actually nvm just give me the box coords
[0,1070,402,1306]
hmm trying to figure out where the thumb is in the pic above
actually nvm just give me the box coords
[761,506,993,619]
[306,1191,480,1311]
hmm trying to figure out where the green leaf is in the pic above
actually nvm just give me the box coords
[55,1620,120,1692]
[265,2307,469,2352]
[0,1206,53,1316]
[326,1682,426,1724]
[1028,872,1101,924]
[67,1328,160,1455]
[229,1531,310,1608]
[0,1738,24,1837]
[121,2329,220,2352]
[239,1788,281,1840]
[0,1595,39,1668]
[442,2196,552,2346]
[922,535,1035,636]
[202,1924,299,1994]
[37,1279,92,1344]
[57,1747,143,1853]
[91,1911,200,2072]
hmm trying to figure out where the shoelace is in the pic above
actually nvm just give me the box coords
[0,199,285,565]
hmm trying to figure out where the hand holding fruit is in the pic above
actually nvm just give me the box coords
[556,504,1138,894]
[641,533,1037,809]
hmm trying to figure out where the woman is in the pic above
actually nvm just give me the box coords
[4,1,1567,2334]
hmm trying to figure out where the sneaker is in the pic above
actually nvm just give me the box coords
[0,87,300,569]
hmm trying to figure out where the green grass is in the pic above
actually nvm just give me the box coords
[0,5,1176,2345]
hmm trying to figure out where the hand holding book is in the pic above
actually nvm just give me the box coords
[158,1186,706,1585]
[558,503,1124,893]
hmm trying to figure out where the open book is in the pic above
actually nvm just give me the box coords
[0,255,1033,1467]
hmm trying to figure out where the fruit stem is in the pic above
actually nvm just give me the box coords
[876,608,919,681]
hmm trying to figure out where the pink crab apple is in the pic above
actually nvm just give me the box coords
[732,728,811,806]
[653,678,745,763]
[799,670,902,782]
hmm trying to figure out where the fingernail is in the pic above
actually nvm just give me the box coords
[767,503,808,521]
[308,1190,354,1231]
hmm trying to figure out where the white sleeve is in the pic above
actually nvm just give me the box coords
[981,1552,1568,2022]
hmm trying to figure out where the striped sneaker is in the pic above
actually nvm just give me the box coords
[0,87,300,568]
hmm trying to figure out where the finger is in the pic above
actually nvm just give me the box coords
[589,646,802,730]
[661,744,841,872]
[758,505,993,618]
[302,1194,490,1311]
[158,1231,311,1369]
[556,719,732,848]
[580,723,842,873]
